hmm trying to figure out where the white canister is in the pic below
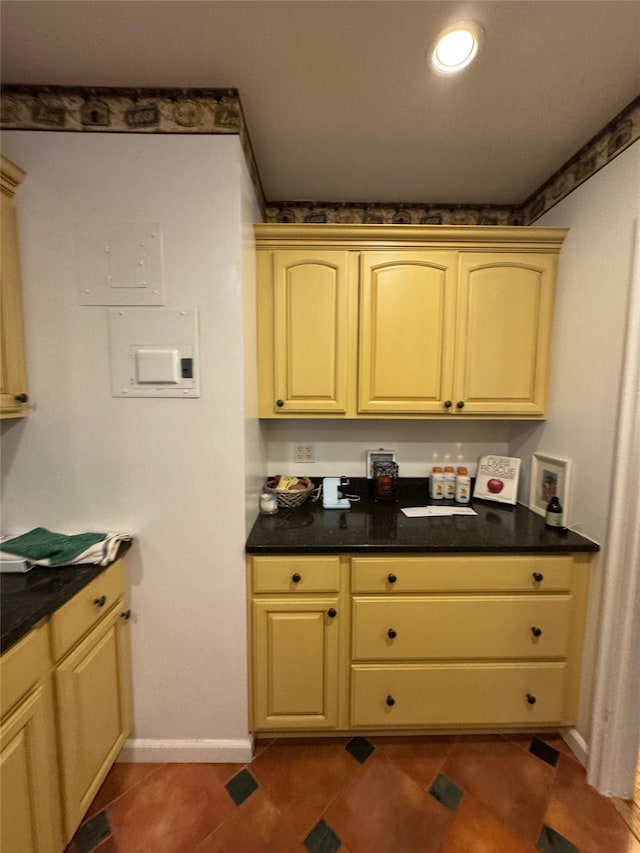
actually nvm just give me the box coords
[259,491,278,515]
[455,467,471,504]
[443,466,456,500]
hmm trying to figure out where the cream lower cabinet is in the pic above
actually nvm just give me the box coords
[51,560,132,843]
[256,225,566,419]
[0,623,63,853]
[248,553,590,733]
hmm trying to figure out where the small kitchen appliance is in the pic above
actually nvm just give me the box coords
[322,477,351,510]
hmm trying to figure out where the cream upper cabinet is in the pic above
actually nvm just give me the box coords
[0,154,29,418]
[257,249,357,414]
[454,253,556,416]
[359,251,457,414]
[256,225,566,419]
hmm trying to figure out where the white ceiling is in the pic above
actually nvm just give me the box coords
[1,1,639,205]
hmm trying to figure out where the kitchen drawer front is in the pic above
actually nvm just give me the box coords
[351,555,573,594]
[0,622,49,719]
[352,595,571,660]
[351,662,567,727]
[50,561,124,661]
[252,556,341,594]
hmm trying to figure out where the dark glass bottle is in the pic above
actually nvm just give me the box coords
[545,496,564,527]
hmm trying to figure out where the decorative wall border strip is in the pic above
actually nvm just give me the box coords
[1,86,637,225]
[0,85,266,213]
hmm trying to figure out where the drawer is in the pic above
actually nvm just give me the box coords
[351,662,567,727]
[0,622,49,718]
[352,595,571,660]
[50,561,124,661]
[351,555,573,593]
[252,556,341,594]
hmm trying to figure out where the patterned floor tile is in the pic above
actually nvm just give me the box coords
[107,763,236,853]
[325,751,453,853]
[429,773,464,812]
[225,767,259,806]
[249,738,364,839]
[304,819,342,853]
[372,734,457,792]
[438,793,539,852]
[84,762,164,819]
[544,754,640,853]
[442,735,555,843]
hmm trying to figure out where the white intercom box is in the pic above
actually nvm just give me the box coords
[108,308,199,398]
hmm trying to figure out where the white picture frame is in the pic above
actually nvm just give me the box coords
[366,449,396,479]
[529,453,572,518]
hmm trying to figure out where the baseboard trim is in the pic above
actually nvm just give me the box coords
[117,737,254,764]
[562,728,589,766]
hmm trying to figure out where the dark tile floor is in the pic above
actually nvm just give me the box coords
[65,732,640,853]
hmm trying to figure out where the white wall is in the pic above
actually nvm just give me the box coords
[266,419,511,479]
[0,132,264,760]
[509,141,640,742]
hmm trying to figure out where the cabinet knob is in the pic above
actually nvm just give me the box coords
[120,609,131,620]
[526,693,537,705]
[291,572,302,583]
[386,695,395,707]
[387,628,397,639]
[532,572,544,583]
[93,595,107,607]
[456,400,465,409]
[531,626,542,637]
[276,399,285,408]
[14,393,28,403]
[387,573,397,584]
[327,608,337,618]
[443,400,452,409]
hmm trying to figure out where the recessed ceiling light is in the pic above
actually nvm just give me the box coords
[431,23,483,75]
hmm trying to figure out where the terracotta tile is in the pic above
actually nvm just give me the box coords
[209,762,248,786]
[107,763,236,853]
[545,754,640,853]
[252,737,274,759]
[325,751,453,853]
[196,787,299,853]
[371,735,457,792]
[437,793,539,852]
[249,738,364,839]
[442,735,555,843]
[84,762,164,819]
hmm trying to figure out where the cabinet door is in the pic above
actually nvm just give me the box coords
[54,601,132,841]
[1,685,62,853]
[0,156,28,418]
[270,250,355,414]
[454,253,556,415]
[359,252,457,413]
[252,598,339,730]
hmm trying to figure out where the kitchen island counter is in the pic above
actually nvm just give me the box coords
[246,479,598,556]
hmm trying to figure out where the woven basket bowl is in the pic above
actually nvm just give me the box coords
[265,479,314,508]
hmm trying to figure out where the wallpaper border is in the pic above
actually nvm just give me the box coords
[1,85,638,225]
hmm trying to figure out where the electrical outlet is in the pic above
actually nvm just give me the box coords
[294,443,315,463]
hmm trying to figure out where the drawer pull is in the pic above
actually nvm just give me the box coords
[532,572,544,583]
[387,628,397,639]
[120,609,131,621]
[93,595,107,607]
[291,573,302,583]
[387,573,397,584]
[531,626,542,637]
[327,608,337,618]
[526,693,537,705]
[386,695,395,707]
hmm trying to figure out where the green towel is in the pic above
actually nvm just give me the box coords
[0,528,107,566]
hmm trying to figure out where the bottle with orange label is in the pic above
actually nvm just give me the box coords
[443,466,456,500]
[455,467,471,504]
[430,466,445,499]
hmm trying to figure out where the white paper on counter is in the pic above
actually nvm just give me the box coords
[401,506,478,518]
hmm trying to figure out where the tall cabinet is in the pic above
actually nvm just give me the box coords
[256,225,566,419]
[0,154,29,418]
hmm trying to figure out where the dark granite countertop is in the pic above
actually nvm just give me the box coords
[246,479,599,556]
[0,540,132,654]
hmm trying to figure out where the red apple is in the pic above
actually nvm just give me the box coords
[487,478,504,494]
